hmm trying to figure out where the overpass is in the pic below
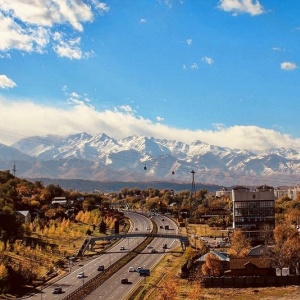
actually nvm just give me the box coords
[78,233,189,255]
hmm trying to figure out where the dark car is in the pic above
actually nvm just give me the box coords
[97,265,104,271]
[121,278,129,284]
[52,286,62,294]
[139,269,150,276]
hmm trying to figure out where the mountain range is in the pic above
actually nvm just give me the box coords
[1,132,300,188]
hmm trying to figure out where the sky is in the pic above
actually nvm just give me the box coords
[0,0,300,153]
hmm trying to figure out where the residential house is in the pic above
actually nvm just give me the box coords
[225,256,274,277]
[16,210,31,223]
[197,249,230,275]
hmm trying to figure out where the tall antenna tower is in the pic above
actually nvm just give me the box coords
[12,161,17,177]
[189,169,196,220]
[191,169,196,198]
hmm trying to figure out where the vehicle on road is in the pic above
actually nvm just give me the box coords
[121,278,129,284]
[151,248,157,253]
[163,243,167,249]
[164,225,169,230]
[120,246,125,250]
[139,269,150,276]
[129,267,135,272]
[160,225,163,229]
[77,272,85,278]
[135,227,138,231]
[97,265,105,271]
[52,286,62,294]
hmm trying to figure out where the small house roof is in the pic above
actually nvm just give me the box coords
[16,210,30,217]
[197,250,230,262]
[230,257,271,269]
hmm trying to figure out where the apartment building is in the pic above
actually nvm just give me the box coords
[232,185,275,241]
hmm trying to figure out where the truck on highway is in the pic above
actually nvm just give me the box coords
[164,224,169,230]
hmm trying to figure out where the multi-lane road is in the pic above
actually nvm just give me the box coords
[84,214,180,300]
[28,212,180,299]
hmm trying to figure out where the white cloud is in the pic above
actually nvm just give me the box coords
[186,38,192,46]
[1,97,300,153]
[65,90,92,106]
[280,61,298,71]
[0,12,50,52]
[190,63,199,69]
[90,1,110,15]
[0,75,16,88]
[183,63,199,70]
[119,105,135,113]
[140,18,147,24]
[52,34,82,59]
[202,56,214,65]
[0,1,108,57]
[156,116,164,122]
[52,33,93,59]
[218,0,265,16]
[0,0,93,31]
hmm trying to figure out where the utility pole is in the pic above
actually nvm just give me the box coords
[190,170,196,221]
[12,161,17,177]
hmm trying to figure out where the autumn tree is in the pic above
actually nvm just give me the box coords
[227,230,251,257]
[201,252,221,276]
[159,277,178,300]
[270,223,300,270]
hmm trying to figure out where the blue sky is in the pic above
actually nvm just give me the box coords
[0,0,300,152]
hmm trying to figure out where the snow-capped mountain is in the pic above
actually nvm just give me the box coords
[1,132,300,186]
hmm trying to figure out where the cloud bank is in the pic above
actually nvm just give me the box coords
[1,97,300,153]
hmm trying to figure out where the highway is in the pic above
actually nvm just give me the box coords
[28,212,152,299]
[83,214,180,300]
[28,212,180,300]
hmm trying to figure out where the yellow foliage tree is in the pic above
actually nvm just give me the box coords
[227,230,251,257]
[201,253,221,276]
[0,264,8,280]
[159,277,178,300]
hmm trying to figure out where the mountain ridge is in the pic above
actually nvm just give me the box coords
[0,132,299,187]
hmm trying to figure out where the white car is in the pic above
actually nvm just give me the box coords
[129,267,135,272]
[77,272,85,278]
